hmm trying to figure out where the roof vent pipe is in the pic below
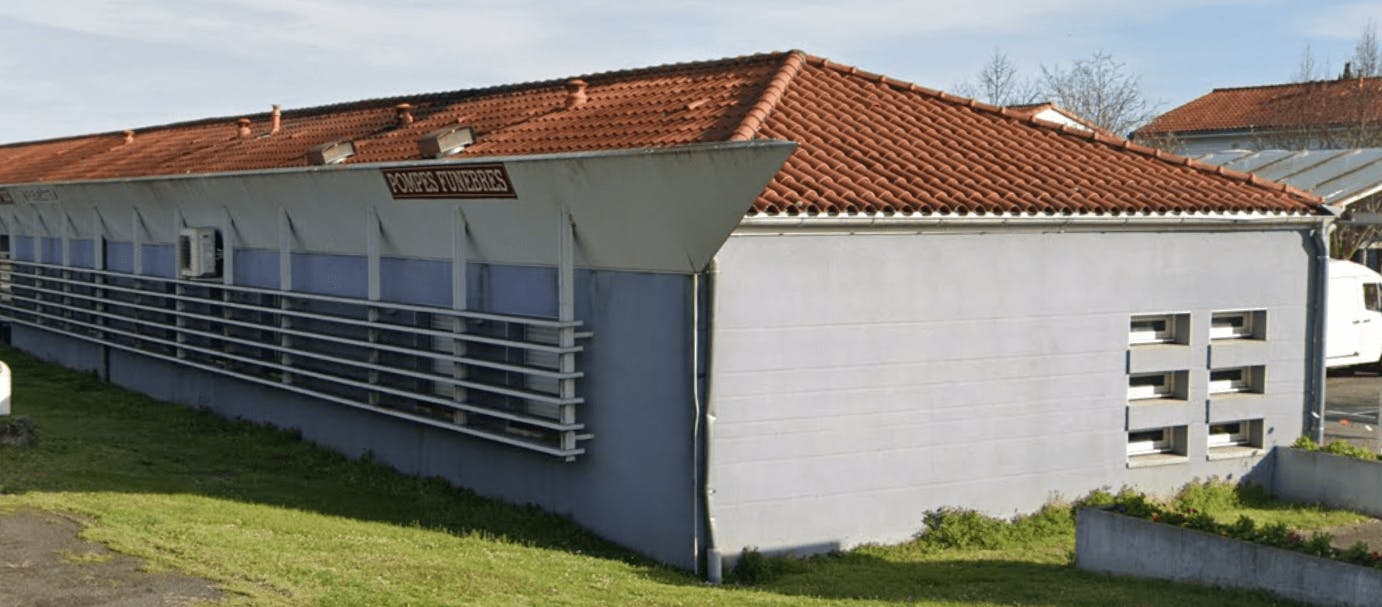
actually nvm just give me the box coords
[271,105,282,135]
[396,103,415,127]
[564,79,588,109]
[237,118,252,138]
[123,130,135,145]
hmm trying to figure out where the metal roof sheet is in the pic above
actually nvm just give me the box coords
[1195,148,1382,205]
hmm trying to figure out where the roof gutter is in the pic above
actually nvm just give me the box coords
[737,213,1328,232]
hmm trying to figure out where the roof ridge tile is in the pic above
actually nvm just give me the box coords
[1209,76,1382,93]
[730,51,807,141]
[1,51,797,150]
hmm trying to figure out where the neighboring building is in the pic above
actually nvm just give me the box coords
[1195,148,1382,212]
[1195,148,1382,265]
[0,51,1329,579]
[1135,77,1382,155]
[1006,102,1101,134]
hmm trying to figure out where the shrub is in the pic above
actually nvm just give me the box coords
[1303,532,1335,557]
[1173,480,1238,514]
[919,509,1009,550]
[1109,490,1158,519]
[726,547,790,585]
[918,502,1082,551]
[1255,522,1294,549]
[1226,515,1256,540]
[1322,440,1379,461]
[1184,511,1218,532]
[1293,435,1379,461]
[1341,541,1372,565]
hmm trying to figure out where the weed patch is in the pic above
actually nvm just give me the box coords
[1293,436,1380,460]
[1105,483,1382,568]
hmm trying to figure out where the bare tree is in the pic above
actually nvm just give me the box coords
[1353,20,1380,77]
[1333,196,1382,261]
[1039,51,1158,136]
[956,49,1041,106]
[1295,44,1323,82]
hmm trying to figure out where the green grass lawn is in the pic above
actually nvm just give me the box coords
[0,344,1365,606]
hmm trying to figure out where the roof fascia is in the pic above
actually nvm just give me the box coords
[0,142,783,190]
[737,213,1327,232]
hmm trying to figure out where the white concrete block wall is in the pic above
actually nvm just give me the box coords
[708,226,1313,557]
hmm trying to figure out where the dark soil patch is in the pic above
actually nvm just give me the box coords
[0,508,221,606]
[1327,518,1382,552]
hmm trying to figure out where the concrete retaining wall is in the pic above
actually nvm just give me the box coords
[1274,448,1382,517]
[1076,508,1382,607]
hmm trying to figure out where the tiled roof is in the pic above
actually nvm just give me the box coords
[1005,103,1105,134]
[1137,78,1382,136]
[0,51,1321,216]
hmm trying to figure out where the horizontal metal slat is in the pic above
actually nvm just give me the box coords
[0,315,585,458]
[7,259,581,328]
[9,269,582,354]
[0,300,584,432]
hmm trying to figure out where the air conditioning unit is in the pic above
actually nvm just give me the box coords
[178,227,222,279]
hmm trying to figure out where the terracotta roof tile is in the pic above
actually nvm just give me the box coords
[1137,78,1382,136]
[0,51,1319,215]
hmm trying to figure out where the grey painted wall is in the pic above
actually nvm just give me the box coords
[9,259,703,569]
[708,226,1314,559]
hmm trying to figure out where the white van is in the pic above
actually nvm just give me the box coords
[1327,259,1382,369]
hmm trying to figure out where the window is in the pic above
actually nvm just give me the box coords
[1210,309,1265,340]
[1208,366,1264,396]
[1366,283,1382,313]
[1207,422,1249,447]
[1130,315,1172,345]
[1207,419,1264,459]
[1128,371,1185,401]
[1129,313,1187,345]
[1127,425,1187,466]
[1127,428,1173,456]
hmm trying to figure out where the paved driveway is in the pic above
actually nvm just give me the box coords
[1326,370,1382,453]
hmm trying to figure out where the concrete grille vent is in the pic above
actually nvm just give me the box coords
[306,141,356,166]
[419,126,475,158]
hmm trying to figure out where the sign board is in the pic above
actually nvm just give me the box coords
[381,164,516,200]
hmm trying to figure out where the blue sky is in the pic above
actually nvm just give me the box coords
[0,0,1378,143]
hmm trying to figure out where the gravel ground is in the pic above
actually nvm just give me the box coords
[1328,519,1382,552]
[0,509,220,607]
